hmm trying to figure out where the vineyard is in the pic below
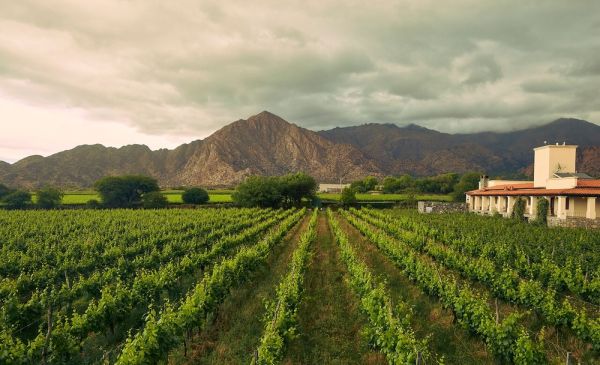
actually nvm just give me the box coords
[0,208,598,364]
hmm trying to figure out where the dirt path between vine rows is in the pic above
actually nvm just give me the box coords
[283,211,385,364]
[335,212,496,365]
[170,212,310,364]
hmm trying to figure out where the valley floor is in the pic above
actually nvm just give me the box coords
[0,207,597,364]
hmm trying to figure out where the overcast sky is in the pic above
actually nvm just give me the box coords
[1,1,599,162]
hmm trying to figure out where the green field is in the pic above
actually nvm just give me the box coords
[32,190,234,205]
[317,192,452,202]
[30,190,448,205]
[0,207,597,363]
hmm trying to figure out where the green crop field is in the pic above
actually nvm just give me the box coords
[0,208,598,364]
[30,191,446,206]
[32,190,234,205]
[317,192,453,202]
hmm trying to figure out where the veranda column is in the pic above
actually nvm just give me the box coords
[489,196,496,213]
[529,196,538,218]
[507,196,515,216]
[497,196,503,213]
[557,196,567,220]
[587,197,597,219]
[497,196,504,214]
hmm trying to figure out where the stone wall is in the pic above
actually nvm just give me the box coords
[418,201,467,214]
[547,216,600,229]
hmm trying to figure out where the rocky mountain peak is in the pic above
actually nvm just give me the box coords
[0,113,598,189]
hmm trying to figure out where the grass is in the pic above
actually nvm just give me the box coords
[169,213,311,364]
[29,189,447,205]
[284,212,384,364]
[53,192,448,205]
[317,192,453,202]
[334,212,494,364]
[31,190,234,205]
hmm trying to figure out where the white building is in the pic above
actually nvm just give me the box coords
[466,144,599,225]
[318,183,351,193]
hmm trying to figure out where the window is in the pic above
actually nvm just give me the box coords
[566,197,570,210]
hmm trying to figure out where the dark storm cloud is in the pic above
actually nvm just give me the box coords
[0,0,599,139]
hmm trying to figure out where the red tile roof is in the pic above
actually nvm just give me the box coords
[467,180,600,197]
[484,183,534,190]
[577,179,600,188]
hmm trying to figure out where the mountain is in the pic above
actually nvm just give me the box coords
[319,118,600,177]
[0,111,380,189]
[166,112,380,186]
[0,113,599,189]
[0,161,10,177]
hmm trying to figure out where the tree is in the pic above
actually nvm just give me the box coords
[36,187,63,209]
[414,173,459,194]
[350,176,380,193]
[382,175,413,193]
[94,175,160,208]
[182,187,209,205]
[451,172,481,202]
[142,191,168,209]
[232,176,283,208]
[350,180,367,193]
[363,176,378,191]
[279,172,317,207]
[2,190,32,209]
[232,173,317,208]
[340,187,357,207]
[536,198,549,225]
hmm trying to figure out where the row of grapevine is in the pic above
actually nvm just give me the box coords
[1,209,276,310]
[0,208,292,364]
[0,208,257,279]
[329,210,430,364]
[355,208,600,350]
[0,209,281,344]
[0,208,268,301]
[385,210,600,304]
[113,208,306,365]
[340,210,546,364]
[252,209,318,364]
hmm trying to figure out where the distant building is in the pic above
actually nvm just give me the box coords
[318,183,350,193]
[466,144,600,227]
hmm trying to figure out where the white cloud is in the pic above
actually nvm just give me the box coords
[0,0,599,161]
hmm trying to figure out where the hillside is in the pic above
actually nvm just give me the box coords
[166,111,381,186]
[1,113,598,188]
[320,118,600,177]
[0,112,380,188]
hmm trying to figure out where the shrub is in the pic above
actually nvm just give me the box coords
[36,187,63,209]
[536,198,549,225]
[451,172,480,202]
[340,187,357,207]
[233,176,282,208]
[94,175,160,208]
[2,190,32,210]
[233,173,316,208]
[182,187,209,205]
[511,198,526,222]
[86,199,101,209]
[142,191,168,209]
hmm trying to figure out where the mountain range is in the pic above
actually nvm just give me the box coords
[1,111,599,189]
